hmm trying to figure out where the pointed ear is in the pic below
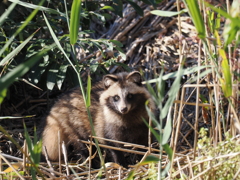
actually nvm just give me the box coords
[103,74,118,89]
[126,71,142,85]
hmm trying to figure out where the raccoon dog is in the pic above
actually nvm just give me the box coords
[41,71,155,167]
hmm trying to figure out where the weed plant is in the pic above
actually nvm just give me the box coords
[0,0,239,179]
[194,128,240,180]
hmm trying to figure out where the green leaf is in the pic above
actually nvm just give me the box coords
[215,12,221,30]
[155,0,162,3]
[102,13,112,20]
[23,123,41,180]
[184,0,205,39]
[33,126,38,145]
[151,9,188,17]
[161,66,183,119]
[0,88,7,104]
[163,144,173,159]
[32,140,42,165]
[3,171,24,178]
[206,10,214,33]
[43,13,78,74]
[188,69,212,83]
[223,18,240,47]
[114,46,126,60]
[205,1,240,47]
[8,0,65,16]
[220,50,232,97]
[162,116,172,145]
[86,75,91,108]
[110,40,123,47]
[56,64,68,90]
[0,43,56,94]
[155,70,165,102]
[100,6,115,11]
[139,155,159,165]
[204,1,234,20]
[145,80,158,103]
[142,111,161,143]
[0,32,35,66]
[126,170,135,180]
[161,161,171,177]
[145,66,211,83]
[28,55,49,84]
[47,63,59,90]
[89,11,106,23]
[24,123,33,156]
[70,0,82,45]
[200,94,208,103]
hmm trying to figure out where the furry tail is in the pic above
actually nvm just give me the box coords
[42,123,62,161]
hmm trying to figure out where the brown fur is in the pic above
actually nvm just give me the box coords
[41,71,155,166]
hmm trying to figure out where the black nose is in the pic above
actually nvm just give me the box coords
[121,107,128,113]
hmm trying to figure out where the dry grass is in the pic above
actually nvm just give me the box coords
[1,0,240,179]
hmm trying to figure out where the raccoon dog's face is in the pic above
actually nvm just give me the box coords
[100,71,149,115]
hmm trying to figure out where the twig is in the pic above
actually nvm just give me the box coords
[43,146,55,176]
[0,153,25,180]
[62,141,69,176]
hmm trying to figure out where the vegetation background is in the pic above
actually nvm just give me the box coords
[0,0,239,179]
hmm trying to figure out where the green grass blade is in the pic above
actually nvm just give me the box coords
[143,114,161,143]
[8,0,65,16]
[220,50,232,98]
[63,0,70,32]
[161,161,171,177]
[86,75,91,108]
[0,31,36,66]
[56,64,68,90]
[47,63,59,90]
[100,5,115,11]
[145,66,211,84]
[23,123,33,155]
[23,123,41,180]
[70,0,82,45]
[0,125,45,179]
[0,1,18,26]
[42,13,76,70]
[0,88,7,104]
[184,0,205,39]
[204,2,234,20]
[138,155,159,165]
[205,1,240,47]
[162,114,172,145]
[163,144,173,160]
[161,66,183,119]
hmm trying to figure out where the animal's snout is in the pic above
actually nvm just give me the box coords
[120,107,128,113]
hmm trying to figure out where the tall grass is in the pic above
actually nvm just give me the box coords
[169,0,240,178]
[0,0,239,179]
[0,0,114,178]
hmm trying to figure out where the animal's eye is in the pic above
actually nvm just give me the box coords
[127,94,133,99]
[113,95,120,102]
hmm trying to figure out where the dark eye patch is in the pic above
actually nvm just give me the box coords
[113,95,120,102]
[127,93,133,100]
